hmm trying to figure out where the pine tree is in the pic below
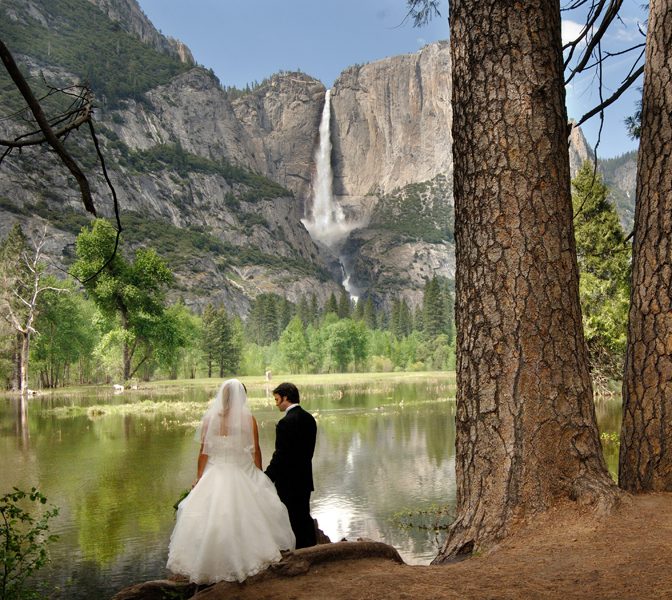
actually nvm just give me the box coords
[337,290,351,319]
[363,297,377,330]
[324,293,338,318]
[422,276,445,338]
[572,162,630,369]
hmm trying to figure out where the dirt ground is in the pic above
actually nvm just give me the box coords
[117,492,672,600]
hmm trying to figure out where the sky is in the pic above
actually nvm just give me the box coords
[136,0,646,159]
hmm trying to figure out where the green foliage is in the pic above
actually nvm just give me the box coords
[31,278,100,388]
[0,488,59,600]
[202,305,242,377]
[370,175,454,243]
[71,219,176,380]
[625,87,642,140]
[421,276,454,341]
[322,319,369,372]
[0,0,190,108]
[122,143,291,201]
[278,316,309,373]
[572,162,631,371]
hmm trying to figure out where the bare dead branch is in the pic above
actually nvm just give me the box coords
[575,64,645,127]
[565,0,624,84]
[0,39,96,215]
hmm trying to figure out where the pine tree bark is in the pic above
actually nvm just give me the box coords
[433,0,619,562]
[619,0,672,492]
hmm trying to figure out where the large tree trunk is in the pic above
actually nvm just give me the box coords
[434,0,619,562]
[619,0,672,492]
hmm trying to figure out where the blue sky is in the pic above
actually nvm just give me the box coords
[137,0,645,159]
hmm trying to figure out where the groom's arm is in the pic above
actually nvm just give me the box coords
[265,418,291,482]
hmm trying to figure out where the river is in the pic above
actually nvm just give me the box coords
[0,374,621,599]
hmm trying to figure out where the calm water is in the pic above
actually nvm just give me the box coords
[0,377,622,599]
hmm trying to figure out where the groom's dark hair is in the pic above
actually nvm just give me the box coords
[273,382,300,404]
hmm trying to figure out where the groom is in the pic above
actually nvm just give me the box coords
[265,382,317,548]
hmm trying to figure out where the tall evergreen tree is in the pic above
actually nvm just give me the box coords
[323,292,338,318]
[277,296,294,334]
[422,276,445,338]
[363,297,377,330]
[296,295,310,327]
[337,290,351,319]
[572,162,630,370]
[309,293,319,326]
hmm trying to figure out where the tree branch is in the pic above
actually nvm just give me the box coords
[574,64,645,128]
[0,39,96,215]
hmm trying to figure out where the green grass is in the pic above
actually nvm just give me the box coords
[15,371,457,400]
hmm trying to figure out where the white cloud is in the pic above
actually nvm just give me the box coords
[562,19,588,46]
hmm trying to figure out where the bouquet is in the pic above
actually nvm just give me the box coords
[173,488,190,511]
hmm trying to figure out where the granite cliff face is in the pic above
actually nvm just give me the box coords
[331,42,453,204]
[88,0,195,64]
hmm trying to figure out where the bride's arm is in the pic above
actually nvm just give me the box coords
[194,443,207,486]
[252,417,263,469]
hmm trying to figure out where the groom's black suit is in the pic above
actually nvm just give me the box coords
[265,404,317,548]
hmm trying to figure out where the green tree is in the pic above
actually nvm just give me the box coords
[323,292,338,318]
[277,296,294,334]
[363,297,377,330]
[71,219,174,381]
[0,226,66,393]
[323,318,369,372]
[337,291,352,319]
[572,162,630,372]
[247,293,283,345]
[31,278,99,387]
[0,225,30,390]
[202,305,242,377]
[422,276,446,338]
[296,295,311,327]
[278,316,308,373]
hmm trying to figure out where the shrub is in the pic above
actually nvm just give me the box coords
[0,487,59,600]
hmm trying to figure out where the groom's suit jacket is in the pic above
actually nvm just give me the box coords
[265,405,316,498]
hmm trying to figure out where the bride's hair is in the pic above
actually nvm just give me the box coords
[197,379,253,456]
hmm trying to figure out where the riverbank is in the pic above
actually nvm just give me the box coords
[0,370,456,399]
[115,492,672,599]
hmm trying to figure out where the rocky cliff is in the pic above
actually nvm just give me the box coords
[88,0,195,64]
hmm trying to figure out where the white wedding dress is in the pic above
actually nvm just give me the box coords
[167,381,295,584]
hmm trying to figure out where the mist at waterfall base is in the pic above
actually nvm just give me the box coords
[302,90,362,300]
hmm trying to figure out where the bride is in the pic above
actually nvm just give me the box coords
[167,379,295,583]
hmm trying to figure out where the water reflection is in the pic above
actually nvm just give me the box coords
[0,378,622,598]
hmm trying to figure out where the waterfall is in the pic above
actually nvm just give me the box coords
[302,89,352,250]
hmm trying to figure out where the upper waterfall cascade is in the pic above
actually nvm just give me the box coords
[302,90,354,250]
